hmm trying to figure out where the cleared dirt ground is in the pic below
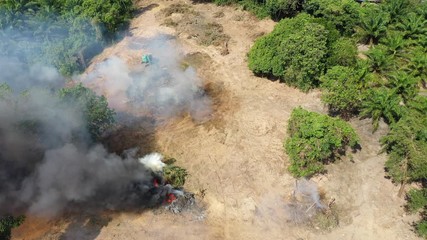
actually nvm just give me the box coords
[13,1,422,239]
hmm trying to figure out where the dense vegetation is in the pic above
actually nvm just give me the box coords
[0,0,134,75]
[285,107,359,177]
[0,215,25,240]
[224,0,427,235]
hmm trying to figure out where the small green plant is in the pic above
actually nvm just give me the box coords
[416,220,427,238]
[285,107,360,177]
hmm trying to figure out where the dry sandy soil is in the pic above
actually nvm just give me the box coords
[13,1,422,239]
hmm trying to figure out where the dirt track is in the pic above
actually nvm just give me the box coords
[13,1,422,239]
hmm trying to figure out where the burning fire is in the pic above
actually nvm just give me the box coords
[166,193,177,203]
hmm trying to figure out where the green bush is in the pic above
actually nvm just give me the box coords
[407,189,427,213]
[320,66,365,118]
[326,37,357,67]
[417,220,427,239]
[248,13,328,91]
[285,107,360,177]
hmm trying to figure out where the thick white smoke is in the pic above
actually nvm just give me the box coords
[139,153,166,173]
[81,36,212,122]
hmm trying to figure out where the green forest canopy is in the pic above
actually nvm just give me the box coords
[0,0,134,75]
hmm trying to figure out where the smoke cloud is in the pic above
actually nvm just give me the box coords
[0,23,208,217]
[0,84,174,216]
[81,35,212,122]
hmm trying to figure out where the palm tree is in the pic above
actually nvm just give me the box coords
[360,87,403,132]
[387,71,419,102]
[407,47,427,88]
[366,45,395,74]
[382,0,409,23]
[357,7,390,44]
[380,32,406,56]
[397,12,427,40]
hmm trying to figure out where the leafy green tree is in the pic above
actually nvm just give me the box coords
[0,0,134,76]
[303,0,360,36]
[248,13,328,91]
[0,215,25,240]
[279,22,328,91]
[59,84,115,140]
[407,188,427,213]
[285,107,360,177]
[360,87,403,132]
[356,5,390,44]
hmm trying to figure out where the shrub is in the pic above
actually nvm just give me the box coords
[285,107,360,177]
[407,189,427,213]
[417,220,427,239]
[326,37,357,67]
[162,158,188,188]
[320,66,365,118]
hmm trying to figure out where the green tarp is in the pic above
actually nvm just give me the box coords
[142,54,152,64]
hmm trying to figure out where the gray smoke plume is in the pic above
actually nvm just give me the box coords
[0,83,176,216]
[0,26,202,218]
[81,35,212,122]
